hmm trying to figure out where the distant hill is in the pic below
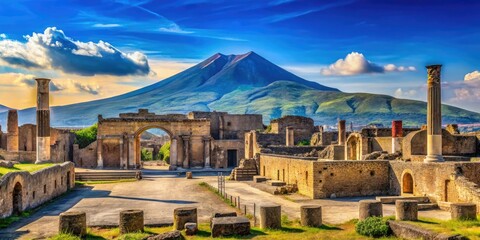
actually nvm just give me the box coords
[0,51,479,127]
[0,104,11,113]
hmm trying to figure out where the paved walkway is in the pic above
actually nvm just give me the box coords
[204,178,451,224]
[0,175,235,240]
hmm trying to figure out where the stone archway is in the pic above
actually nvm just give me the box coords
[12,182,22,215]
[346,133,361,160]
[402,172,414,194]
[133,126,174,168]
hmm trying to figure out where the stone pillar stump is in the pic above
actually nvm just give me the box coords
[395,200,418,221]
[119,210,144,234]
[451,203,477,220]
[259,204,281,229]
[59,211,87,237]
[173,207,197,230]
[186,172,193,179]
[300,205,322,227]
[359,200,383,220]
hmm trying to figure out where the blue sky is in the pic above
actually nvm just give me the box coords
[0,0,479,111]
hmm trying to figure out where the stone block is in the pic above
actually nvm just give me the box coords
[184,222,198,236]
[173,207,197,230]
[253,175,268,183]
[259,204,281,229]
[450,203,477,220]
[211,216,250,238]
[395,200,418,221]
[0,160,14,168]
[146,230,184,240]
[210,212,237,227]
[267,180,286,186]
[186,172,193,179]
[359,200,383,220]
[119,209,144,234]
[300,205,322,227]
[59,211,87,237]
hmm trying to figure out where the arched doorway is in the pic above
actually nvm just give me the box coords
[12,182,22,215]
[402,172,414,194]
[346,134,361,160]
[134,127,173,168]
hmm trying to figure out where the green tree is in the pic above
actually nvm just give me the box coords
[72,123,97,149]
[141,148,153,161]
[159,141,171,164]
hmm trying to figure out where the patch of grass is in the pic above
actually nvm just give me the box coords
[48,233,82,240]
[0,163,55,177]
[198,182,237,208]
[355,217,390,238]
[407,217,480,239]
[0,211,32,228]
[75,179,137,186]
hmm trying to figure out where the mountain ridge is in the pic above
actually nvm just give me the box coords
[0,52,479,127]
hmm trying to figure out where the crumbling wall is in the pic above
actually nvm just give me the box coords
[18,124,36,151]
[0,149,36,162]
[73,141,97,168]
[211,139,244,168]
[270,116,314,144]
[265,146,325,155]
[0,162,75,218]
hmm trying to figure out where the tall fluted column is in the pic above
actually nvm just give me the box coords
[170,137,178,166]
[391,120,402,153]
[182,136,190,169]
[285,127,294,146]
[424,65,444,162]
[338,120,346,145]
[97,137,103,168]
[128,136,135,169]
[35,78,51,163]
[203,137,211,168]
[119,138,124,169]
[6,110,19,152]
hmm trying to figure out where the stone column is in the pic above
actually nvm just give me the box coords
[35,78,51,164]
[96,137,103,168]
[119,138,124,169]
[424,65,444,162]
[182,135,191,169]
[286,127,294,146]
[391,120,402,153]
[128,136,135,169]
[338,120,346,145]
[6,110,19,152]
[170,137,178,166]
[203,137,211,168]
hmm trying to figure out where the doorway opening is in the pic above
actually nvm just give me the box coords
[12,182,22,215]
[227,149,238,168]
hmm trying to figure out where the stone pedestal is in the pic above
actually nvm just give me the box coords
[173,207,197,230]
[359,200,383,220]
[259,204,281,229]
[185,222,198,236]
[211,216,250,238]
[119,210,144,234]
[450,203,477,220]
[186,172,193,179]
[300,205,322,227]
[338,120,346,145]
[59,211,87,237]
[395,200,418,221]
[424,65,444,163]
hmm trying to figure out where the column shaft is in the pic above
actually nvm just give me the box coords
[425,65,444,162]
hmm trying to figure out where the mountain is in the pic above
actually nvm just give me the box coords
[0,104,11,113]
[1,51,479,127]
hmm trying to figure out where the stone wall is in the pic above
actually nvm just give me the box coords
[265,146,325,155]
[403,130,477,160]
[0,149,36,162]
[73,141,97,168]
[371,137,393,153]
[212,140,244,168]
[18,124,36,151]
[270,116,314,144]
[0,162,75,218]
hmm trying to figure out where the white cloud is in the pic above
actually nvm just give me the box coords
[0,27,150,76]
[464,70,480,81]
[92,23,122,28]
[49,79,100,95]
[159,23,194,34]
[12,73,36,87]
[321,52,416,76]
[394,88,418,98]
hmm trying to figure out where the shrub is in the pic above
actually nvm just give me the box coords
[141,149,153,161]
[355,217,390,238]
[159,141,171,164]
[297,139,310,146]
[72,123,97,149]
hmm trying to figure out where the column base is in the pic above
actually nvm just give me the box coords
[424,155,444,163]
[35,160,52,164]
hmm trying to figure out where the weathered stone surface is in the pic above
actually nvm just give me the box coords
[300,205,322,227]
[211,216,250,238]
[210,212,237,227]
[364,151,386,160]
[259,204,281,229]
[0,160,14,168]
[173,207,197,230]
[446,124,460,135]
[119,209,144,234]
[184,222,197,236]
[388,220,465,240]
[396,200,418,221]
[186,172,192,179]
[450,203,477,220]
[253,175,268,183]
[145,230,184,240]
[359,200,383,220]
[59,211,86,237]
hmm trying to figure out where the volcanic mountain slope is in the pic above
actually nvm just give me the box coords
[1,51,479,127]
[0,104,11,113]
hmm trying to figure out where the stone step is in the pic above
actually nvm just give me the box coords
[376,196,430,204]
[266,180,286,187]
[253,175,269,183]
[418,203,438,211]
[75,171,139,181]
[437,201,452,211]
